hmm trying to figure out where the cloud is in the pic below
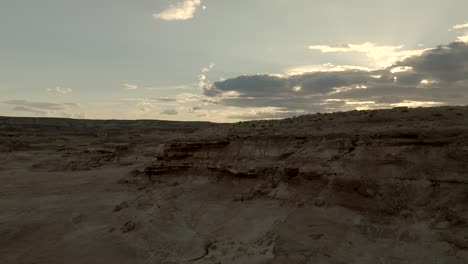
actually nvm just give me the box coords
[208,70,372,99]
[3,100,78,111]
[123,84,138,90]
[452,23,468,30]
[154,0,202,21]
[201,41,468,119]
[47,87,73,94]
[397,41,468,82]
[309,42,428,68]
[3,100,84,118]
[145,84,193,90]
[160,109,179,115]
[286,63,373,76]
[12,106,47,116]
[458,34,468,43]
[450,22,468,43]
[151,97,179,102]
[127,93,210,104]
[198,63,215,89]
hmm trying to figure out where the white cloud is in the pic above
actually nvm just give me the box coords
[122,84,138,90]
[309,42,428,68]
[154,0,202,21]
[198,63,215,89]
[47,87,73,94]
[457,34,468,43]
[390,66,413,73]
[451,22,468,43]
[201,63,215,73]
[420,79,437,85]
[292,86,302,92]
[452,23,468,30]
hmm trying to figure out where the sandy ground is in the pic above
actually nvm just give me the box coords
[1,106,468,264]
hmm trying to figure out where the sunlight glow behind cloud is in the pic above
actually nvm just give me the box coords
[309,43,428,68]
[458,34,468,42]
[286,63,374,76]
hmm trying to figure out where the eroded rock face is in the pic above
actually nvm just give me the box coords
[1,106,468,264]
[146,130,468,210]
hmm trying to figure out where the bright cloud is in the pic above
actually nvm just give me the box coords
[420,79,437,85]
[458,34,468,42]
[122,84,138,90]
[198,63,215,89]
[309,43,428,68]
[390,100,444,108]
[286,63,373,76]
[451,22,468,43]
[47,87,73,94]
[452,23,468,30]
[154,0,202,21]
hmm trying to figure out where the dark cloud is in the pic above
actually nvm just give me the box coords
[291,71,371,94]
[212,74,288,97]
[394,71,424,86]
[209,71,372,98]
[160,109,178,115]
[397,42,468,83]
[204,40,468,118]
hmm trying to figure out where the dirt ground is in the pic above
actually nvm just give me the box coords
[1,106,468,264]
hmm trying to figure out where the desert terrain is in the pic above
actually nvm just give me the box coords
[1,106,468,264]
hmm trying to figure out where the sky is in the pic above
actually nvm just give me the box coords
[1,0,468,122]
